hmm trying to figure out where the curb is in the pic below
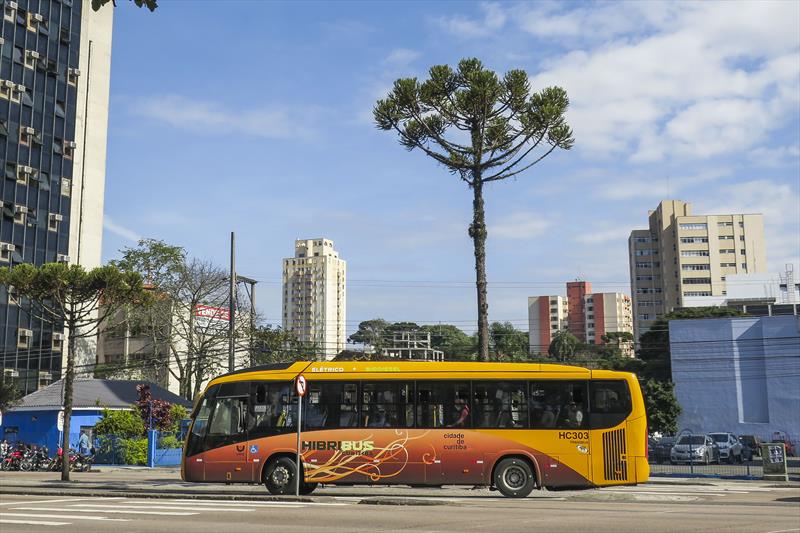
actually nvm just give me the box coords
[0,487,316,502]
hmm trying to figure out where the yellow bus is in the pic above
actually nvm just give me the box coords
[182,361,649,497]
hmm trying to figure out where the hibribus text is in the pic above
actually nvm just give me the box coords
[302,440,375,454]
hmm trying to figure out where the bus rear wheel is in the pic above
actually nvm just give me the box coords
[493,458,536,498]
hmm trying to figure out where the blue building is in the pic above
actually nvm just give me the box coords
[670,315,800,444]
[1,378,190,450]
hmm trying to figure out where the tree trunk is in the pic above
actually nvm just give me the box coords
[470,178,490,361]
[61,323,77,481]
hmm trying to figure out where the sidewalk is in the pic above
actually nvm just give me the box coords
[1,468,796,502]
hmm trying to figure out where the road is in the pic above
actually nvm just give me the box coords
[1,483,798,533]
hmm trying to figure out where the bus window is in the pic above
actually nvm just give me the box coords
[473,381,528,428]
[186,385,218,456]
[304,381,359,430]
[417,382,470,428]
[589,380,631,429]
[249,381,295,439]
[361,381,413,428]
[529,381,587,429]
[205,385,249,449]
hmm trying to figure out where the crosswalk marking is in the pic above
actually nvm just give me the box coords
[154,499,349,507]
[0,518,70,526]
[0,512,130,522]
[0,498,86,507]
[10,506,197,516]
[67,503,256,512]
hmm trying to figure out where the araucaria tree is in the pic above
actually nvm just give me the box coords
[0,263,146,481]
[374,58,573,360]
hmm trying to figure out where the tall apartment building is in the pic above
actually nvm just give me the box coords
[566,281,591,342]
[282,238,346,360]
[628,200,766,340]
[585,292,634,356]
[527,295,569,354]
[529,288,633,356]
[1,0,113,394]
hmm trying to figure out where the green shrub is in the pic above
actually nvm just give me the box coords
[119,437,148,465]
[169,404,188,433]
[158,434,182,449]
[94,408,145,438]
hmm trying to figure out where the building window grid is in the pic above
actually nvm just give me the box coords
[1,0,80,390]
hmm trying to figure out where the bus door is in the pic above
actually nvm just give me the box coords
[588,380,634,485]
[203,381,253,483]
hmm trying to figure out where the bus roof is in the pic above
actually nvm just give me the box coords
[205,360,625,390]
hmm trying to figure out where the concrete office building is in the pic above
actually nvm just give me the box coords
[670,315,800,444]
[585,292,634,356]
[628,200,766,340]
[283,238,346,360]
[1,0,113,394]
[527,295,569,355]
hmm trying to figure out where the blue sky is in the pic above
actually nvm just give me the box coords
[101,1,800,334]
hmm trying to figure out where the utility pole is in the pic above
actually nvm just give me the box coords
[237,276,258,367]
[228,232,236,372]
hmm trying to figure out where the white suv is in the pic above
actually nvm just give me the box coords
[710,432,744,463]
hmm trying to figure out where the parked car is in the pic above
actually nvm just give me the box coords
[670,434,720,464]
[649,436,676,464]
[738,435,762,460]
[772,431,796,457]
[709,432,744,463]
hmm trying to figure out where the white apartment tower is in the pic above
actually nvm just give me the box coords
[628,200,766,340]
[282,238,346,360]
[527,296,569,355]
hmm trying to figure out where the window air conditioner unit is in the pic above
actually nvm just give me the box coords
[19,328,33,338]
[3,369,18,378]
[39,371,51,380]
[1,243,15,252]
[66,141,77,149]
[69,68,80,77]
[14,205,28,214]
[3,80,14,87]
[26,51,40,59]
[22,126,36,134]
[33,13,43,21]
[6,1,18,9]
[16,84,25,92]
[50,213,63,222]
[57,254,70,263]
[21,165,32,174]
[53,332,64,341]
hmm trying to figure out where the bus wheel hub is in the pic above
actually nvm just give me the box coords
[504,466,526,489]
[273,466,289,485]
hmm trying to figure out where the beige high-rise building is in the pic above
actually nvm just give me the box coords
[527,296,569,355]
[628,200,766,340]
[283,238,346,360]
[584,292,634,356]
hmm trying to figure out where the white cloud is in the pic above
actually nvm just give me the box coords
[599,168,731,201]
[435,2,506,38]
[384,48,420,67]
[523,1,800,161]
[133,95,319,140]
[104,216,141,243]
[490,212,551,239]
[572,227,631,245]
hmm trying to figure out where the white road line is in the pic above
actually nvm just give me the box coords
[67,503,255,512]
[1,512,130,522]
[0,498,87,506]
[10,506,197,516]
[0,518,70,526]
[152,499,349,507]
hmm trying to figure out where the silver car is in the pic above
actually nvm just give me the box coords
[710,432,744,463]
[670,434,720,464]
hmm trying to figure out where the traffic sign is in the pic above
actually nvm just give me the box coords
[295,375,307,397]
[57,410,64,432]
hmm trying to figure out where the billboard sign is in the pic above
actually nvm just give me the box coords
[194,304,230,331]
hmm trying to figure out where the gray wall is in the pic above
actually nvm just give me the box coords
[670,315,800,443]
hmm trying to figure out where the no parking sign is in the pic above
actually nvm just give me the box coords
[295,375,307,397]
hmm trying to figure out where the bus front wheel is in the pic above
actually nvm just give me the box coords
[493,458,536,498]
[263,457,318,496]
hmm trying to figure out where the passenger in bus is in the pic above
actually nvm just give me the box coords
[539,405,556,428]
[564,401,584,428]
[367,406,390,427]
[447,397,470,428]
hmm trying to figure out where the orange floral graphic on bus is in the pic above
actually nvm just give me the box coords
[302,429,434,482]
